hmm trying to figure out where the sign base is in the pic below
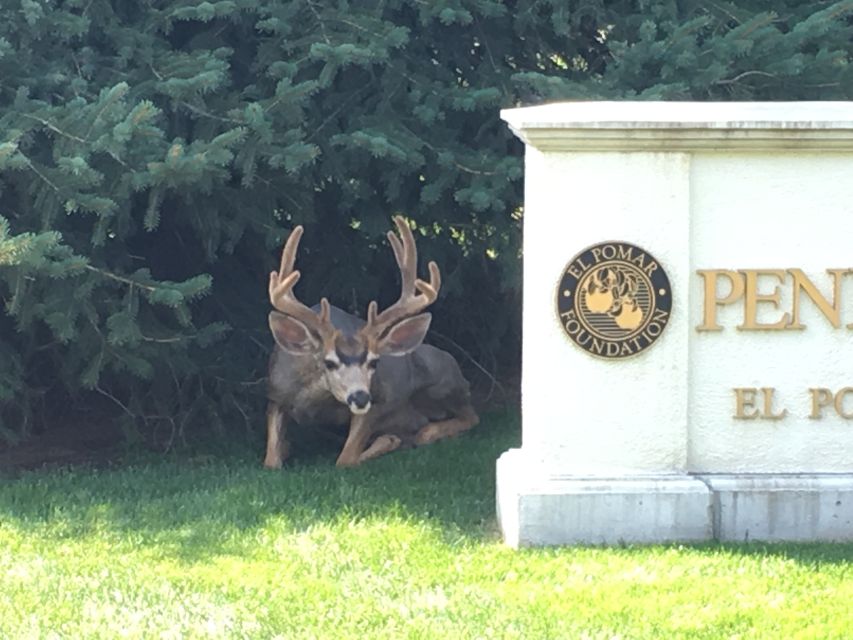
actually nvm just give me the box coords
[497,450,853,546]
[496,449,713,547]
[700,474,853,542]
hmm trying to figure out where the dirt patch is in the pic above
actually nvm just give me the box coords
[0,417,123,475]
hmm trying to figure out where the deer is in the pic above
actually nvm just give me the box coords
[263,216,479,468]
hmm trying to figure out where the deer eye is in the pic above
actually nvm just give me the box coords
[324,359,339,371]
[366,359,379,371]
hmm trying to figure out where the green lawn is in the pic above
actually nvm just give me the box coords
[1,413,851,639]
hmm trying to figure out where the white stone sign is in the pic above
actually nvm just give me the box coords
[497,102,853,546]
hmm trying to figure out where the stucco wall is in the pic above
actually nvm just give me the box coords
[521,149,690,474]
[506,102,853,477]
[688,153,853,472]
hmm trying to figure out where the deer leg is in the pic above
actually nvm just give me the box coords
[414,405,479,447]
[357,435,403,464]
[336,413,374,467]
[263,402,290,469]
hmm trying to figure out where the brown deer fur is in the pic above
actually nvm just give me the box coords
[263,217,478,468]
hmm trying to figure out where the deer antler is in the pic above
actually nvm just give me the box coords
[362,216,441,338]
[269,225,334,336]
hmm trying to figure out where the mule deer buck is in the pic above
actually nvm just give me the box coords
[263,216,479,468]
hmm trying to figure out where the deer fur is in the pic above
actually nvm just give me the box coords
[263,218,478,468]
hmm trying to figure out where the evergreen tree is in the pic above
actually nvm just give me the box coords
[1,1,852,445]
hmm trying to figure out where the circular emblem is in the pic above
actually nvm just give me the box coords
[556,241,672,359]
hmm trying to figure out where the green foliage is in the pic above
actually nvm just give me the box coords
[1,415,853,638]
[1,1,852,444]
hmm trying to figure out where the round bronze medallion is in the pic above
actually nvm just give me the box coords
[556,241,672,359]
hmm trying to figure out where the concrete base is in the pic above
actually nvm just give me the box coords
[497,450,853,546]
[496,449,713,547]
[699,474,853,542]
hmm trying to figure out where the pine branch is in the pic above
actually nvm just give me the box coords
[20,154,60,192]
[306,85,370,140]
[179,101,245,125]
[20,114,88,143]
[95,383,135,418]
[714,70,778,85]
[86,84,129,139]
[403,127,499,175]
[85,265,156,292]
[306,0,332,45]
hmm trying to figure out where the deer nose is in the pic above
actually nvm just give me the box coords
[347,390,371,410]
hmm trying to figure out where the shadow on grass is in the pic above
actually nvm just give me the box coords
[2,409,853,569]
[678,540,853,567]
[0,411,521,562]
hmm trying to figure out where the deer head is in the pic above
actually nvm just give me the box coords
[267,216,441,415]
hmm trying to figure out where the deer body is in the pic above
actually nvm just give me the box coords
[263,219,478,468]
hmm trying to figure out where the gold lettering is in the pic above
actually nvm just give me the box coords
[809,388,834,419]
[697,270,744,331]
[789,268,847,329]
[834,387,853,419]
[738,269,790,330]
[561,309,582,336]
[618,245,634,261]
[643,261,658,277]
[760,387,787,420]
[567,265,582,279]
[734,388,759,419]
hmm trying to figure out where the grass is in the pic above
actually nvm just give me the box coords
[1,412,851,639]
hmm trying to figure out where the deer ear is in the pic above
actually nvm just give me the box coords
[269,311,320,354]
[376,313,431,356]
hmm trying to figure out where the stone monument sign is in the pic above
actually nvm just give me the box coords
[497,102,853,546]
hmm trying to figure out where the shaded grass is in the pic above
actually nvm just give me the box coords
[1,412,852,639]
